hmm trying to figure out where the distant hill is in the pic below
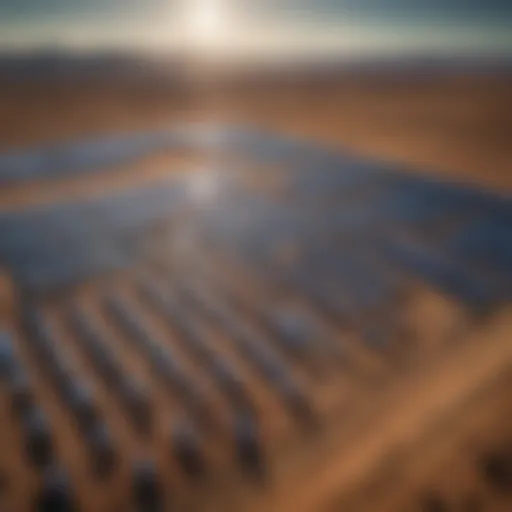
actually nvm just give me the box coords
[0,50,510,86]
[0,50,186,86]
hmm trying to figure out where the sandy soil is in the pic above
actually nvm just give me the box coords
[0,73,511,511]
[0,73,511,194]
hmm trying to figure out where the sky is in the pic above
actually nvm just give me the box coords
[0,0,511,60]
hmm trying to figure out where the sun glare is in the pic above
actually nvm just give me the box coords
[182,0,229,53]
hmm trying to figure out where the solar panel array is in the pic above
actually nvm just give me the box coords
[0,125,511,511]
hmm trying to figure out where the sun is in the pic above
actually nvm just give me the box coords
[182,0,230,53]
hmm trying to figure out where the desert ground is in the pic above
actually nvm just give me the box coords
[0,72,511,192]
[0,72,511,511]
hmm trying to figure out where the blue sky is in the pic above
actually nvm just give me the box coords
[0,0,510,58]
[1,1,511,21]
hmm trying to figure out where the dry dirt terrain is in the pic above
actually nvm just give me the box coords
[0,72,511,191]
[0,73,511,511]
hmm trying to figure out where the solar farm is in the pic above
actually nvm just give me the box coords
[0,124,511,511]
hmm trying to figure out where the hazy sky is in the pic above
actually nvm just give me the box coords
[0,0,511,59]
